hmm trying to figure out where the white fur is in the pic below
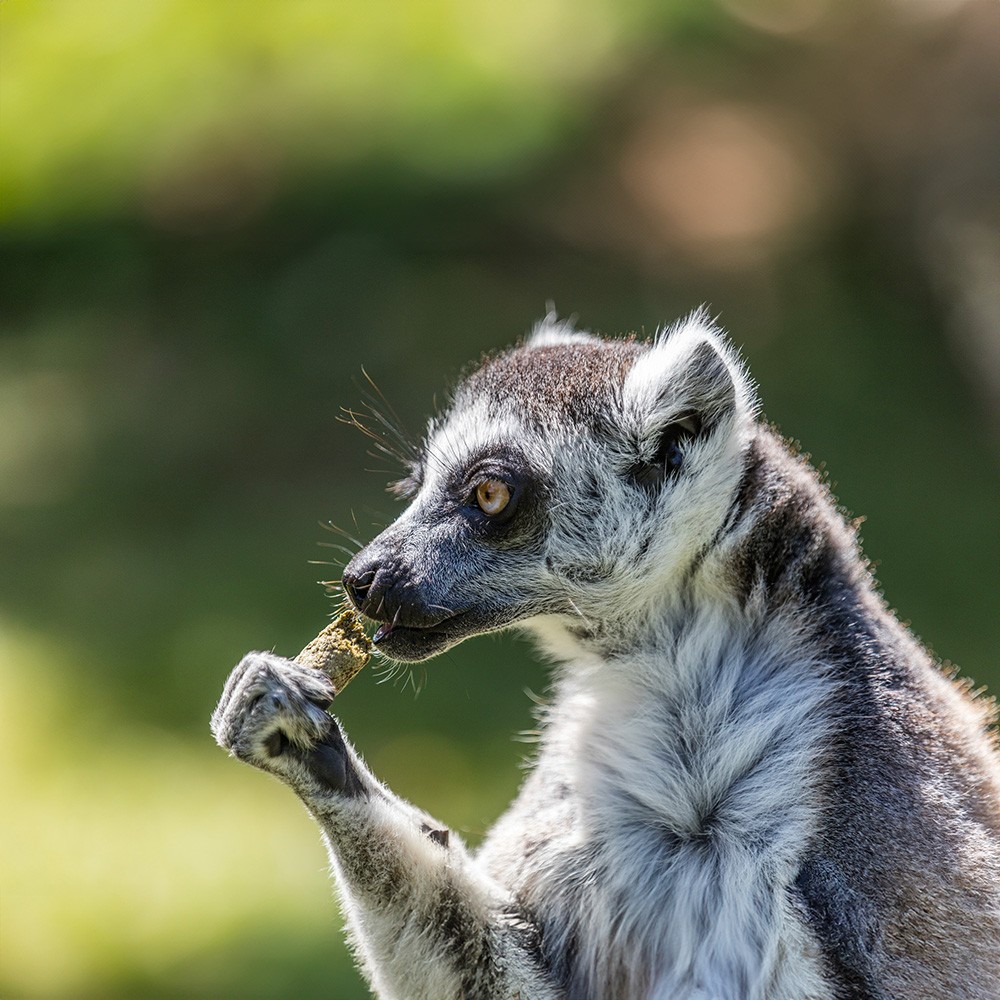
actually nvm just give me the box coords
[487,595,837,999]
[525,310,602,349]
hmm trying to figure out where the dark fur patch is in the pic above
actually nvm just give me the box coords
[794,856,887,999]
[303,728,368,798]
[455,340,643,432]
[626,420,695,492]
[726,431,860,612]
[420,823,450,848]
[671,339,736,428]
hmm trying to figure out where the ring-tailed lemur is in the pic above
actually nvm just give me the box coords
[212,313,1000,1000]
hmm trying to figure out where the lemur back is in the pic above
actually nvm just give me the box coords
[213,315,1000,1000]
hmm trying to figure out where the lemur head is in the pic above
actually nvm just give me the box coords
[342,312,758,661]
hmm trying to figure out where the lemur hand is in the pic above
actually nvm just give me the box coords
[211,651,364,797]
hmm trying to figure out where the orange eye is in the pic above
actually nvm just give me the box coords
[475,478,511,516]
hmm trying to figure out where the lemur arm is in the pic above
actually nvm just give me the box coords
[211,651,561,1000]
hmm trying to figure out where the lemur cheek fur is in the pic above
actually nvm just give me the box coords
[214,312,1000,1000]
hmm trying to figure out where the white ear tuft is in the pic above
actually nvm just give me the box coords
[622,312,757,441]
[525,310,601,349]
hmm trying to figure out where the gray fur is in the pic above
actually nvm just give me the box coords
[213,314,1000,999]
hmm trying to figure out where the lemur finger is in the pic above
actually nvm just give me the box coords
[212,648,263,723]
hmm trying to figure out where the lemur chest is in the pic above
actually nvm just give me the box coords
[480,664,833,998]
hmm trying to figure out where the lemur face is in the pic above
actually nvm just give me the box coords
[342,315,756,661]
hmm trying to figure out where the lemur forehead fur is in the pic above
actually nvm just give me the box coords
[214,311,1000,1000]
[456,336,642,430]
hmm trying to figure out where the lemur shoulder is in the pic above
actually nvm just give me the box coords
[213,314,1000,1000]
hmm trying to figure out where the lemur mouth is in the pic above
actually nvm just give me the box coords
[368,606,527,662]
[371,619,448,644]
[368,613,467,662]
[361,604,525,662]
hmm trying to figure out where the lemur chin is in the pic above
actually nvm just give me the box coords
[213,312,1000,1000]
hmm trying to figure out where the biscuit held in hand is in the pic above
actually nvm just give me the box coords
[295,609,371,696]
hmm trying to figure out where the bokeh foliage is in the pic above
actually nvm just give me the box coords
[2,2,998,998]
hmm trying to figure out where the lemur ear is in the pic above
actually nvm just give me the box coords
[622,313,756,454]
[525,310,602,349]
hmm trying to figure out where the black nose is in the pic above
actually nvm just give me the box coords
[342,547,446,631]
[342,565,376,613]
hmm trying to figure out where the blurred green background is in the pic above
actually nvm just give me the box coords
[2,1,998,997]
